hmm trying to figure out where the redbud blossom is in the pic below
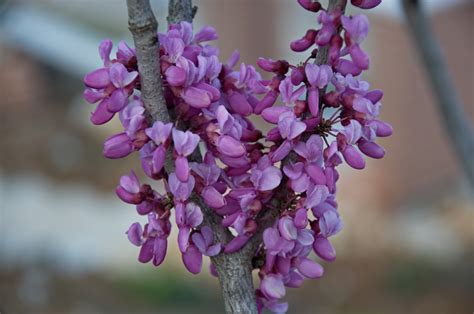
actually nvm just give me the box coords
[84,2,392,311]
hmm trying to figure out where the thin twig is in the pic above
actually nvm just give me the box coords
[402,0,474,187]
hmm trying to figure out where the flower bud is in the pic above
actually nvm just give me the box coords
[341,145,365,169]
[126,222,143,246]
[297,257,324,278]
[216,135,246,157]
[297,0,322,12]
[254,90,278,114]
[358,139,385,159]
[103,132,133,159]
[90,99,114,125]
[202,186,226,208]
[262,106,290,124]
[291,66,306,86]
[290,29,317,52]
[84,67,110,89]
[313,235,337,261]
[228,91,253,116]
[182,244,202,274]
[351,0,382,9]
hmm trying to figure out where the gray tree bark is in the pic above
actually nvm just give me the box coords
[402,0,474,188]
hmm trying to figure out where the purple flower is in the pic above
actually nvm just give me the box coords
[316,11,336,46]
[181,202,203,228]
[202,186,226,208]
[216,135,246,158]
[139,143,166,178]
[108,63,138,112]
[181,86,213,108]
[172,129,200,181]
[250,156,282,191]
[313,235,336,261]
[279,77,305,106]
[305,64,333,117]
[99,39,112,66]
[227,91,253,116]
[351,0,382,10]
[341,120,362,145]
[168,173,195,202]
[278,111,306,140]
[216,105,243,139]
[358,138,385,159]
[278,216,298,241]
[138,237,167,266]
[146,121,173,145]
[161,36,185,63]
[283,162,310,193]
[192,226,222,256]
[262,106,291,124]
[120,97,146,138]
[194,25,218,43]
[296,229,314,246]
[223,234,252,253]
[297,0,322,12]
[116,171,142,204]
[103,132,133,159]
[116,40,135,64]
[294,207,308,227]
[290,29,317,52]
[182,244,203,274]
[194,152,220,180]
[263,227,294,256]
[177,202,203,252]
[165,65,186,86]
[260,274,286,299]
[353,96,380,117]
[319,210,343,238]
[341,15,369,44]
[126,222,143,246]
[296,257,324,279]
[294,135,324,164]
[84,68,110,89]
[341,145,366,170]
[305,184,329,209]
[90,98,114,125]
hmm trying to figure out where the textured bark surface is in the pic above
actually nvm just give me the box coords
[167,0,196,25]
[402,0,474,187]
[212,251,257,314]
[127,0,170,124]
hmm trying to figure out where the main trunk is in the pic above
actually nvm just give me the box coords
[212,253,258,314]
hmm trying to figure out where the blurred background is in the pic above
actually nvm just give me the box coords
[0,0,473,313]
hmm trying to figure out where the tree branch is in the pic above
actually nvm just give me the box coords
[167,0,197,25]
[127,0,257,312]
[127,0,170,124]
[402,0,474,187]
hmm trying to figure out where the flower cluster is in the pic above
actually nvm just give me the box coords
[83,0,391,312]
